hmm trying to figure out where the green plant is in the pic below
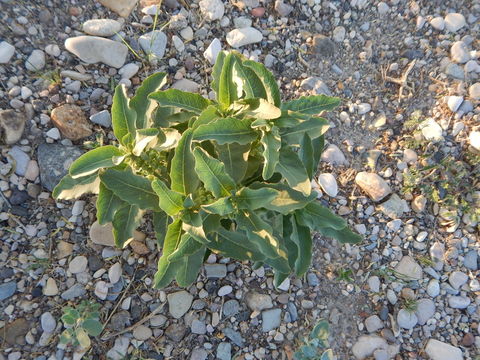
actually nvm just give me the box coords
[60,301,103,350]
[336,267,353,282]
[402,298,418,313]
[294,320,334,360]
[53,51,361,288]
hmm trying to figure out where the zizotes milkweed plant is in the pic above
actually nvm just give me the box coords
[53,51,361,288]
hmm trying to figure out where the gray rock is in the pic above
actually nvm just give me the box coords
[332,26,346,42]
[165,323,187,341]
[98,0,137,17]
[190,348,208,360]
[199,0,225,21]
[355,172,391,202]
[451,41,470,64]
[245,292,273,312]
[9,146,30,176]
[447,96,464,112]
[397,309,417,329]
[444,13,466,33]
[321,144,347,165]
[463,250,478,270]
[37,143,83,191]
[425,339,463,360]
[379,193,409,219]
[448,296,471,309]
[352,335,388,359]
[139,30,167,60]
[133,325,152,341]
[307,273,319,287]
[83,19,122,37]
[469,83,480,100]
[415,299,435,325]
[90,110,112,127]
[365,315,383,333]
[223,327,244,347]
[216,342,232,360]
[106,336,129,360]
[191,319,206,335]
[107,279,124,301]
[445,63,464,79]
[449,271,468,290]
[69,255,88,274]
[119,63,139,79]
[373,349,389,360]
[110,311,130,331]
[205,264,227,278]
[275,0,293,17]
[41,312,56,333]
[0,281,17,301]
[0,41,15,63]
[368,276,380,293]
[61,283,86,300]
[0,110,25,145]
[65,36,128,68]
[394,256,423,280]
[223,299,240,317]
[427,279,440,297]
[149,314,167,327]
[226,27,263,48]
[26,50,45,71]
[312,35,335,57]
[262,308,281,332]
[167,290,193,319]
[287,302,298,322]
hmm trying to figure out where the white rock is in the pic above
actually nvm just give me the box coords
[317,173,338,197]
[447,96,463,112]
[119,63,139,79]
[167,290,193,319]
[274,0,293,17]
[444,13,466,33]
[394,256,423,280]
[9,146,30,176]
[180,26,194,41]
[138,30,167,60]
[0,41,15,63]
[45,44,61,57]
[43,278,59,296]
[106,336,129,360]
[465,60,480,73]
[415,299,435,325]
[277,277,290,291]
[355,172,391,202]
[172,35,185,52]
[25,50,45,71]
[397,309,418,329]
[357,103,371,115]
[352,335,388,359]
[90,221,115,246]
[430,17,445,30]
[425,339,463,360]
[321,144,347,165]
[365,315,383,333]
[69,255,88,274]
[46,127,61,140]
[172,79,200,93]
[20,86,32,99]
[90,110,112,128]
[469,83,480,100]
[427,279,440,297]
[199,0,225,21]
[204,38,222,65]
[469,131,480,151]
[420,118,443,142]
[449,271,468,290]
[226,27,263,48]
[83,19,122,37]
[95,281,109,300]
[332,26,346,42]
[218,285,233,296]
[368,276,380,292]
[377,2,389,15]
[448,296,471,309]
[41,312,56,333]
[141,4,159,15]
[450,41,470,64]
[65,36,128,68]
[108,262,122,284]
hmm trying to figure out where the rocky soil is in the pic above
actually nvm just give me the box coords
[0,0,479,360]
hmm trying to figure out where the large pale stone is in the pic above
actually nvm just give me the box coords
[425,339,463,360]
[226,27,263,48]
[394,256,423,280]
[355,172,391,201]
[83,19,122,37]
[89,221,115,247]
[99,0,138,17]
[65,36,128,68]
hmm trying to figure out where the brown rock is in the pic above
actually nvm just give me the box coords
[0,318,29,345]
[461,333,474,347]
[130,239,150,255]
[57,240,74,259]
[89,221,115,247]
[50,104,92,140]
[251,7,265,17]
[355,172,392,202]
[99,0,138,17]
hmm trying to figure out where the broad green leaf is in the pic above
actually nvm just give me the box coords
[236,210,290,273]
[168,234,204,262]
[318,226,362,244]
[232,58,268,100]
[250,182,316,214]
[100,169,160,211]
[96,182,124,225]
[170,128,199,195]
[151,179,185,216]
[193,117,257,145]
[153,106,176,127]
[154,219,183,288]
[281,95,340,115]
[284,215,312,276]
[82,319,103,337]
[217,143,250,183]
[312,135,324,177]
[112,84,137,144]
[300,133,315,180]
[243,60,281,106]
[53,173,100,200]
[130,72,167,128]
[112,203,142,248]
[218,53,238,110]
[321,350,335,360]
[297,201,347,231]
[280,117,330,145]
[166,111,196,125]
[149,89,211,114]
[69,146,123,178]
[211,51,226,95]
[61,314,76,326]
[133,128,162,156]
[153,211,170,248]
[155,128,181,151]
[276,147,311,196]
[261,128,281,180]
[176,245,206,287]
[202,196,234,216]
[310,320,329,342]
[76,328,91,349]
[206,228,266,262]
[191,105,219,130]
[193,147,236,198]
[201,212,221,234]
[236,187,279,210]
[274,271,289,288]
[234,98,282,120]
[59,331,72,345]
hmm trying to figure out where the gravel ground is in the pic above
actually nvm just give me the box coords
[0,0,479,359]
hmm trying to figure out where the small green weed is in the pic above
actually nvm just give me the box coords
[402,298,418,313]
[336,267,353,282]
[60,301,103,350]
[294,320,334,360]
